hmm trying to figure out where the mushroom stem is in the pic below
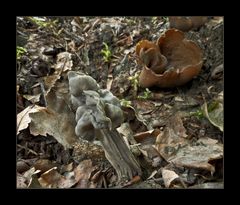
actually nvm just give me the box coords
[96,128,142,182]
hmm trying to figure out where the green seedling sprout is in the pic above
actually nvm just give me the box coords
[128,72,139,92]
[101,42,112,63]
[138,88,152,100]
[190,101,219,120]
[17,46,27,60]
[28,17,58,28]
[120,99,134,109]
[190,109,204,119]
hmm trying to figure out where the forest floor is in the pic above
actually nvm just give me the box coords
[17,16,223,188]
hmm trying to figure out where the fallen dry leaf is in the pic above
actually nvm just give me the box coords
[155,113,223,174]
[33,159,58,175]
[17,173,27,188]
[61,162,74,173]
[28,174,42,188]
[22,167,41,188]
[39,166,78,188]
[55,52,73,72]
[134,129,160,143]
[117,122,138,145]
[38,167,63,188]
[23,94,41,103]
[17,105,45,135]
[203,93,223,132]
[162,169,179,188]
[169,138,223,174]
[17,160,30,173]
[74,159,96,188]
[42,74,61,95]
[29,89,77,148]
[155,114,188,160]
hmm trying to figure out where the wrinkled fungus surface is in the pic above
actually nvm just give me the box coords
[68,71,124,141]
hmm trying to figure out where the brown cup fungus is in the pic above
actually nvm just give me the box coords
[136,29,203,88]
[169,16,208,32]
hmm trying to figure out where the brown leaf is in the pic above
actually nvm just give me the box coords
[170,138,223,174]
[155,114,188,160]
[134,129,160,143]
[55,52,73,72]
[33,159,58,175]
[202,96,223,132]
[17,105,45,135]
[74,159,96,188]
[61,162,74,173]
[162,169,179,188]
[39,166,79,188]
[29,89,77,148]
[23,94,41,103]
[17,160,30,173]
[38,167,63,188]
[155,114,223,174]
[17,173,27,188]
[22,167,41,188]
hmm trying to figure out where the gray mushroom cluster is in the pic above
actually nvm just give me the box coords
[68,71,124,141]
[68,71,142,182]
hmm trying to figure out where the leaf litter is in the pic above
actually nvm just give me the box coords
[17,16,223,188]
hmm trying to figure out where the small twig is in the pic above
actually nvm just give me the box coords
[17,144,38,156]
[102,175,108,188]
[39,81,48,107]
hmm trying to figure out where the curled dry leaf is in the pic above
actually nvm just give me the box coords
[33,159,58,175]
[38,167,64,188]
[161,169,179,188]
[17,173,28,188]
[17,105,46,135]
[134,129,160,143]
[22,94,41,103]
[55,52,73,72]
[29,89,77,149]
[17,171,42,189]
[155,114,223,174]
[74,159,97,188]
[41,51,73,96]
[17,160,30,173]
[211,64,223,80]
[155,114,188,160]
[136,29,203,88]
[117,122,138,145]
[202,92,223,132]
[167,137,223,174]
